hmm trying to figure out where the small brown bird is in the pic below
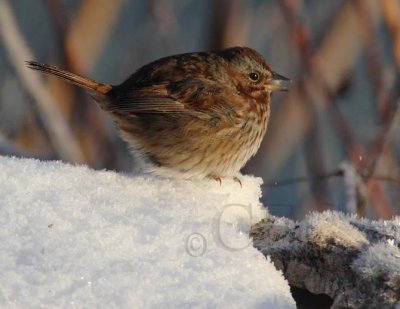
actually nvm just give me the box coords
[27,47,289,181]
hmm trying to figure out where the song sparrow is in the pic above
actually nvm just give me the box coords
[27,47,289,181]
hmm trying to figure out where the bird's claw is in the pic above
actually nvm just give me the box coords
[209,175,242,188]
[211,176,222,185]
[233,176,242,188]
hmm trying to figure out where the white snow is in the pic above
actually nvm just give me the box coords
[0,156,295,308]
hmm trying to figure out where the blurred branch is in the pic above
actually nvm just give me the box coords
[366,101,400,179]
[149,0,180,53]
[43,0,79,117]
[263,169,343,187]
[65,0,123,73]
[254,0,381,177]
[355,0,389,119]
[209,0,250,49]
[380,0,400,69]
[0,0,85,163]
[353,2,400,203]
[279,0,333,211]
[45,0,68,31]
[271,0,395,217]
[43,0,123,169]
[263,169,400,188]
[0,134,54,160]
[263,163,398,217]
[351,2,400,217]
[279,0,363,169]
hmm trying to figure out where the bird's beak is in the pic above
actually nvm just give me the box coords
[266,71,291,92]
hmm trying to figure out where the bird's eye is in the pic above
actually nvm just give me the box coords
[249,72,259,82]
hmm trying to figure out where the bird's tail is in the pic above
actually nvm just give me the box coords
[26,61,113,96]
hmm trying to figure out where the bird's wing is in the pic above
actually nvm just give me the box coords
[109,80,237,120]
[109,83,185,113]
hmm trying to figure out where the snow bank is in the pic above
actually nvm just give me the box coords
[0,156,294,308]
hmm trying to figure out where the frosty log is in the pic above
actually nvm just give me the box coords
[251,211,400,308]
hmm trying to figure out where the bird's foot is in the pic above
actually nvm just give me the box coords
[208,175,242,187]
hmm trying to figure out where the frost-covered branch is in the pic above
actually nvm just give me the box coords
[251,211,400,308]
[0,0,84,163]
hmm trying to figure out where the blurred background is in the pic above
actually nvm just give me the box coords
[0,0,399,219]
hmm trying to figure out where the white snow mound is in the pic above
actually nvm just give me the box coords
[0,156,295,308]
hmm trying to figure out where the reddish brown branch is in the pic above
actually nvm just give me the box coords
[279,0,395,217]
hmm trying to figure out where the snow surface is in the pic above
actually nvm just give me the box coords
[0,156,295,308]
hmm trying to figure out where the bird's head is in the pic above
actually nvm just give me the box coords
[219,47,290,100]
